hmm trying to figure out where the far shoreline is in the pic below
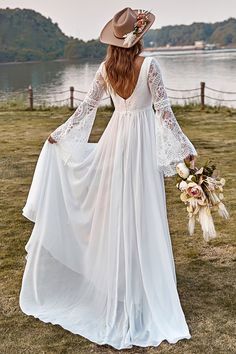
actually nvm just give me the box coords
[0,47,236,65]
[0,57,107,66]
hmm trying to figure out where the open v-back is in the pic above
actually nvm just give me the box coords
[104,56,146,101]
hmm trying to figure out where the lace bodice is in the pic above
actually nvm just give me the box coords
[50,56,197,176]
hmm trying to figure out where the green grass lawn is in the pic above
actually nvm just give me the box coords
[0,105,236,354]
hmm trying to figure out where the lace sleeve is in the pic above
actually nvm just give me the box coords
[50,61,107,143]
[147,57,198,177]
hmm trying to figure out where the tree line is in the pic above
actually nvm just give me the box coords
[0,8,235,63]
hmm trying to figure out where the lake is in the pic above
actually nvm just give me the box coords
[0,49,236,108]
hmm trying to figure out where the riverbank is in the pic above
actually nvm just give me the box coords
[0,57,104,66]
[0,106,235,353]
[1,47,236,65]
[144,47,236,53]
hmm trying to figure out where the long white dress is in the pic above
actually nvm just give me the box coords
[19,56,197,350]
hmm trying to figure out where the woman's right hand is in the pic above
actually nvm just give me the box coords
[48,135,57,144]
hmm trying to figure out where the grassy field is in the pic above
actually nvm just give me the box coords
[0,105,236,354]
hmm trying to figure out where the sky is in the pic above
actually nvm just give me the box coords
[1,1,235,41]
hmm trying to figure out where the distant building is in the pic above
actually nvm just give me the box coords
[205,43,218,50]
[149,41,155,47]
[194,41,205,49]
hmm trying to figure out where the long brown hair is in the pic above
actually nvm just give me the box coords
[104,39,144,97]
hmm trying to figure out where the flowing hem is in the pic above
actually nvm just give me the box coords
[22,206,36,223]
[19,307,191,350]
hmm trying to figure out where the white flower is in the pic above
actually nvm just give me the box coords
[179,180,188,191]
[176,162,190,179]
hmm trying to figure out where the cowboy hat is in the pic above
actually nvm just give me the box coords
[99,7,155,48]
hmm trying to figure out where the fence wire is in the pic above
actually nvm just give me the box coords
[74,89,87,94]
[205,95,236,102]
[205,86,236,95]
[168,95,201,100]
[1,84,236,107]
[166,87,199,92]
[51,89,70,95]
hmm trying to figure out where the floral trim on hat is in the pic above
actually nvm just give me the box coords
[123,9,152,47]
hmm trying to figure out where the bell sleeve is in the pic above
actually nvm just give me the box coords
[50,61,107,144]
[22,62,107,221]
[147,57,198,177]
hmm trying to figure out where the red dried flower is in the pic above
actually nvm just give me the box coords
[136,20,144,27]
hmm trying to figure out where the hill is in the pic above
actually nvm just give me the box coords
[0,8,107,62]
[143,18,236,47]
[0,8,235,63]
[0,8,70,62]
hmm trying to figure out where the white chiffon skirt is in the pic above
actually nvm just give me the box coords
[19,107,191,350]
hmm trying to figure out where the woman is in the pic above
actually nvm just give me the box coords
[20,7,197,350]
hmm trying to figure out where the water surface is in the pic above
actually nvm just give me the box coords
[0,49,236,107]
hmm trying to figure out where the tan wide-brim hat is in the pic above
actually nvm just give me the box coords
[99,7,155,48]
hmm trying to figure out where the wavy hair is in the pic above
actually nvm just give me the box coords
[104,39,144,97]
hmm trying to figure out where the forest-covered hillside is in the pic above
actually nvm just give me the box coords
[0,8,107,62]
[0,8,235,63]
[0,8,69,62]
[143,18,236,47]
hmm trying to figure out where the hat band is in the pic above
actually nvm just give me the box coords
[113,30,127,39]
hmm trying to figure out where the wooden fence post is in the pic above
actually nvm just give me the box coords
[200,82,205,109]
[28,85,33,110]
[70,86,74,109]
